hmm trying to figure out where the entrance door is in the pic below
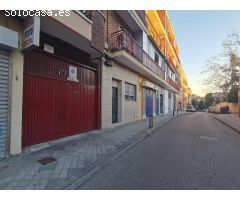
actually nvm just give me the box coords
[0,50,9,158]
[160,94,164,113]
[156,95,160,115]
[112,87,118,123]
[146,90,153,117]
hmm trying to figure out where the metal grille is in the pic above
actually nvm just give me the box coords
[0,50,9,159]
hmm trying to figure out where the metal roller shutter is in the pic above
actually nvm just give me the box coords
[0,50,9,158]
[23,51,98,146]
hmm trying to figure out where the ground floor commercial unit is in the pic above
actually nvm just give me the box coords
[0,13,104,158]
[101,58,178,129]
[0,13,23,158]
[22,49,99,147]
[21,30,102,147]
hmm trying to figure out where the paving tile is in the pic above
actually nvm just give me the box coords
[0,114,173,189]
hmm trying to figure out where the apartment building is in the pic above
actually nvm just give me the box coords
[0,11,105,158]
[101,10,183,129]
[0,10,189,159]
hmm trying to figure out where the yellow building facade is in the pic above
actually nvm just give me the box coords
[146,10,191,111]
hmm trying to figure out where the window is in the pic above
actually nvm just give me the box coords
[154,52,159,64]
[125,82,136,101]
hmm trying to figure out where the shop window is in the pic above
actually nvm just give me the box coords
[125,82,136,101]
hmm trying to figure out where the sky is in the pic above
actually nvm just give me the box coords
[168,11,240,97]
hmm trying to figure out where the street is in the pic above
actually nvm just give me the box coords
[79,112,240,190]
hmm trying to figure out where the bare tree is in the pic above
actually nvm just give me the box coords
[201,30,240,95]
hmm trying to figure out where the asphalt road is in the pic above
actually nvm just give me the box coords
[79,112,240,190]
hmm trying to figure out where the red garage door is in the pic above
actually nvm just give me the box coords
[22,51,98,147]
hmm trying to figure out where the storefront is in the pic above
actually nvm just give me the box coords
[142,80,162,118]
[0,50,10,158]
[0,25,18,158]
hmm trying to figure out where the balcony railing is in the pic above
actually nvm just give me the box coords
[166,75,181,92]
[79,10,92,20]
[110,30,165,81]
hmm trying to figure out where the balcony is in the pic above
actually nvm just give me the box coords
[79,10,93,20]
[166,75,181,92]
[110,30,165,81]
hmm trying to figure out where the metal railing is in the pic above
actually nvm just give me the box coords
[166,75,181,92]
[79,10,92,20]
[110,30,165,80]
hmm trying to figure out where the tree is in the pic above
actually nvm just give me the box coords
[198,100,205,111]
[205,93,214,108]
[191,99,198,108]
[201,30,240,95]
[227,86,238,102]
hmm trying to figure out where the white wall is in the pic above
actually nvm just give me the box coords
[164,89,169,114]
[101,60,140,129]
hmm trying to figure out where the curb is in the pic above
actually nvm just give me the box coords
[213,116,240,134]
[64,112,191,189]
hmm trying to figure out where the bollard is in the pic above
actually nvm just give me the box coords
[149,114,153,128]
[177,109,179,115]
[173,109,175,116]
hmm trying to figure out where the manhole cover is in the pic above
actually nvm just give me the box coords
[38,157,56,165]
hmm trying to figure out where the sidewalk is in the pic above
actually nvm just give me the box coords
[0,112,188,190]
[213,114,240,134]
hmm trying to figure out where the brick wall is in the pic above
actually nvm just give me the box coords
[91,11,105,54]
[102,11,134,45]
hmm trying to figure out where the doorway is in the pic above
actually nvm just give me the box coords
[112,87,118,123]
[160,94,164,113]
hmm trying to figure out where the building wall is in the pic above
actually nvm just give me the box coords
[215,102,239,114]
[101,60,140,129]
[164,89,169,114]
[51,11,92,41]
[0,12,24,155]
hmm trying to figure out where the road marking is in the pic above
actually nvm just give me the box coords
[200,136,219,141]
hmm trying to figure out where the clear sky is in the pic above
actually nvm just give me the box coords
[168,11,240,97]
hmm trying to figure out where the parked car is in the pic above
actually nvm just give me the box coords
[207,107,215,113]
[186,106,196,112]
[215,108,220,114]
[220,106,231,114]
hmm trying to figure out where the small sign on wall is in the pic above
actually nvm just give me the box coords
[44,43,54,54]
[67,65,79,82]
[23,16,40,50]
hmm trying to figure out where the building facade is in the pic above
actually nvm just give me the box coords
[0,10,105,159]
[101,10,184,129]
[0,10,190,159]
